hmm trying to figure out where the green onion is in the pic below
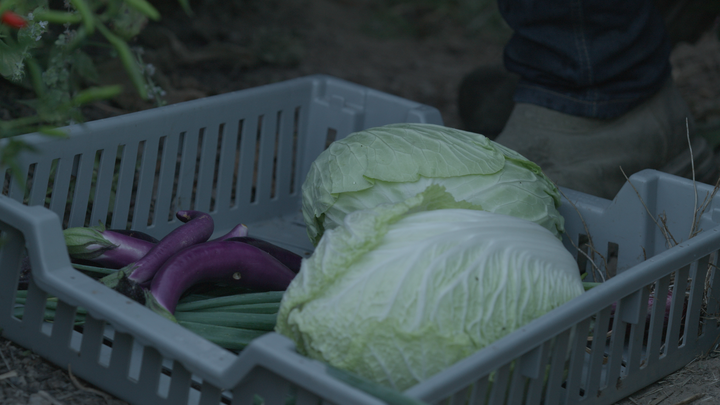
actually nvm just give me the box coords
[174,311,277,331]
[189,302,281,314]
[72,263,118,276]
[177,321,268,351]
[175,291,284,312]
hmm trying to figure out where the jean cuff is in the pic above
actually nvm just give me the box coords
[513,79,669,120]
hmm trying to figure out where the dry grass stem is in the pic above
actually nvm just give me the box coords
[67,364,113,401]
[35,390,65,405]
[620,166,677,248]
[671,393,705,405]
[649,390,671,405]
[0,345,10,371]
[556,185,608,280]
[686,118,699,240]
[568,236,606,281]
[690,177,720,239]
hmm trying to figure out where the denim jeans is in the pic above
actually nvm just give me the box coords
[498,0,672,119]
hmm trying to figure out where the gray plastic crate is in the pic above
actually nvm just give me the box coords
[0,74,718,405]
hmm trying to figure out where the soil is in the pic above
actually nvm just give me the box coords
[2,0,720,404]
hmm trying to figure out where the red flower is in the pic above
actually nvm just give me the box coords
[1,10,26,29]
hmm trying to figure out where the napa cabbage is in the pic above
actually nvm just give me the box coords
[276,185,584,391]
[301,123,564,246]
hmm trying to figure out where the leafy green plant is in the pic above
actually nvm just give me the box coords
[0,0,188,187]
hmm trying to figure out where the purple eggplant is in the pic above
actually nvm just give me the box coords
[101,210,214,297]
[214,223,249,241]
[145,239,296,316]
[226,236,302,273]
[175,213,250,242]
[64,226,156,269]
[108,229,160,244]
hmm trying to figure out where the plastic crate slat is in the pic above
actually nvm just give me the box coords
[131,137,161,230]
[67,151,96,227]
[564,317,592,404]
[50,300,78,351]
[108,330,134,381]
[604,306,629,395]
[234,116,258,208]
[0,225,23,320]
[504,364,526,405]
[27,159,52,207]
[645,275,671,367]
[704,257,720,334]
[241,367,293,405]
[137,345,163,398]
[466,375,489,405]
[88,145,119,227]
[4,164,25,202]
[194,126,220,213]
[487,362,511,405]
[212,120,241,215]
[22,280,49,334]
[151,133,182,227]
[254,112,276,205]
[624,287,651,377]
[198,380,223,405]
[665,265,690,356]
[520,341,551,405]
[174,129,199,213]
[79,314,106,365]
[584,305,612,396]
[166,361,193,404]
[447,384,472,405]
[685,256,710,341]
[542,328,572,405]
[109,141,139,229]
[46,154,74,221]
[274,107,298,200]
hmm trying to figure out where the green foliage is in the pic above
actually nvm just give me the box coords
[0,0,178,191]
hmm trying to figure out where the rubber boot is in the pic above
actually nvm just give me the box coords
[493,79,718,199]
[457,66,520,139]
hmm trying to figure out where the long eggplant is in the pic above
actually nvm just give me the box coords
[225,236,302,273]
[145,239,296,317]
[102,210,214,298]
[64,226,156,269]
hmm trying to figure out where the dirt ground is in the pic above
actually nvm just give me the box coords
[2,0,720,404]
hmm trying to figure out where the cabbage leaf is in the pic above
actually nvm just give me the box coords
[277,185,584,391]
[301,123,564,245]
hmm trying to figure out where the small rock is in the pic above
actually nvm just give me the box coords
[9,375,27,387]
[27,393,52,405]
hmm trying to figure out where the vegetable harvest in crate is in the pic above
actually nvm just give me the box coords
[16,123,680,395]
[18,209,301,349]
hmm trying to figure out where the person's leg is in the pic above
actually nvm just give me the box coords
[498,0,672,119]
[490,0,715,199]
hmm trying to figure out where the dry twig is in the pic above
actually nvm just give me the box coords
[686,118,700,239]
[556,185,608,281]
[35,390,65,405]
[671,393,705,405]
[67,364,112,402]
[620,166,678,248]
[0,345,11,371]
